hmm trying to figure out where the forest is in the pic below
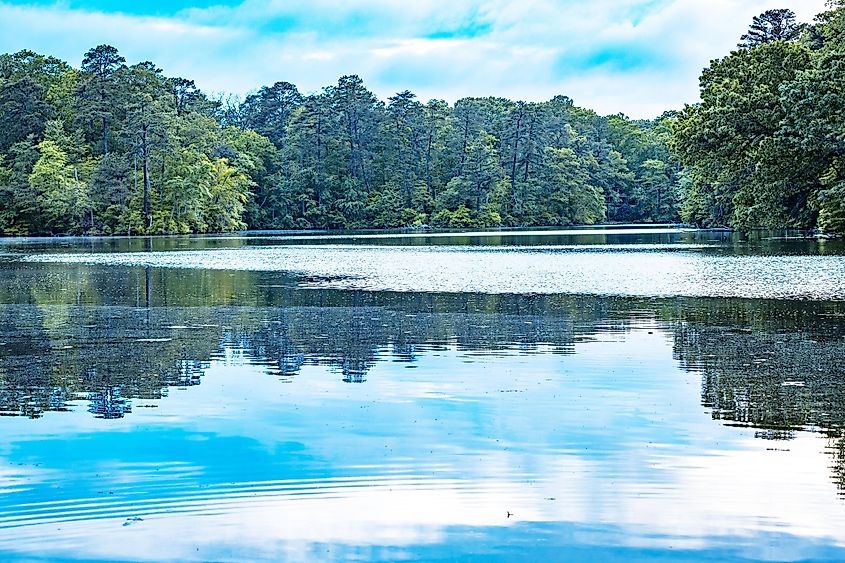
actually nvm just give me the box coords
[1,3,844,235]
[673,2,845,234]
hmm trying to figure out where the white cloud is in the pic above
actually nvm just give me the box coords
[0,0,831,117]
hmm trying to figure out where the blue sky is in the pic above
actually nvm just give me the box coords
[0,0,829,117]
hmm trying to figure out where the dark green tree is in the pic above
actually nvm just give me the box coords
[0,79,53,153]
[672,42,813,231]
[242,81,302,149]
[79,45,126,158]
[739,9,801,49]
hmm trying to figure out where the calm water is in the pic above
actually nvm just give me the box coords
[1,227,844,562]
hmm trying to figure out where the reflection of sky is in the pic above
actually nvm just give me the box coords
[0,328,843,561]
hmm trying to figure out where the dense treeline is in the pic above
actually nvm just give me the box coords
[0,46,253,235]
[672,2,845,234]
[5,2,845,236]
[0,46,679,234]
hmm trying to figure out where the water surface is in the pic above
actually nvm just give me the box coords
[0,228,844,562]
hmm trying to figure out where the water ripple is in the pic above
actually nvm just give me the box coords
[0,475,526,531]
[22,245,845,300]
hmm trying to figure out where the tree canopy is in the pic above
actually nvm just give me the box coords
[673,2,845,234]
[738,9,801,48]
[0,46,681,235]
[2,3,845,236]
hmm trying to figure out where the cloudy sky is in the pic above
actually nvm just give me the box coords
[0,0,829,118]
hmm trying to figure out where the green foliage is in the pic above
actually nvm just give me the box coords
[0,79,53,153]
[542,147,605,225]
[739,9,801,49]
[672,2,845,234]
[818,183,845,234]
[637,159,677,222]
[817,159,845,234]
[29,139,93,233]
[0,45,682,235]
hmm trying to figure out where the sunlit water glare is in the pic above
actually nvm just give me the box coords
[23,243,845,300]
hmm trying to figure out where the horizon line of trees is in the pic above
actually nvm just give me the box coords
[0,45,680,236]
[2,2,845,236]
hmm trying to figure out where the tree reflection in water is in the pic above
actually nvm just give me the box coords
[1,264,844,496]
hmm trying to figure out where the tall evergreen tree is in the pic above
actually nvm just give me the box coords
[79,45,125,158]
[739,9,801,48]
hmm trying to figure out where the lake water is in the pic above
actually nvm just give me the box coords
[1,227,844,562]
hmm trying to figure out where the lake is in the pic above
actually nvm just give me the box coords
[0,227,844,562]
